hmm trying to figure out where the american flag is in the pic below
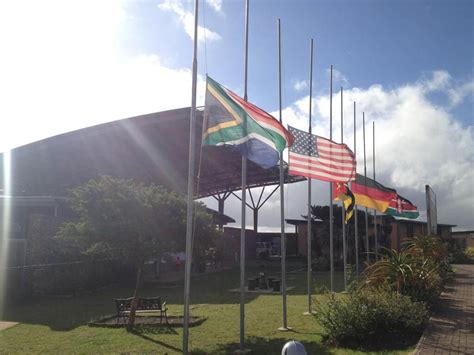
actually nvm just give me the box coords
[288,126,356,183]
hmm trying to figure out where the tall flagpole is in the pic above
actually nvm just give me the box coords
[305,38,314,315]
[239,0,249,351]
[277,18,289,331]
[363,112,369,264]
[353,102,359,274]
[183,0,198,353]
[340,87,347,291]
[329,65,334,292]
[372,121,377,261]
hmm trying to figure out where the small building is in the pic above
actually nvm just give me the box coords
[375,215,455,251]
[218,227,300,263]
[286,218,324,257]
[451,230,474,249]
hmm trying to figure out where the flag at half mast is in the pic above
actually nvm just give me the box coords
[385,194,419,219]
[333,182,355,223]
[202,76,294,169]
[351,173,397,213]
[287,126,356,183]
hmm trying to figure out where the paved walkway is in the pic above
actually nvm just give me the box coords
[416,264,474,355]
[0,321,19,331]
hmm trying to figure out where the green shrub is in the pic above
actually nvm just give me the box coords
[450,247,474,264]
[362,248,443,305]
[314,288,430,348]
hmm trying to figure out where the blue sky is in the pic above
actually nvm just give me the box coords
[125,0,473,121]
[0,0,472,230]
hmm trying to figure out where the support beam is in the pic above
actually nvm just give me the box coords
[253,208,259,232]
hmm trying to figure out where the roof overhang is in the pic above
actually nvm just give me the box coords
[0,107,304,198]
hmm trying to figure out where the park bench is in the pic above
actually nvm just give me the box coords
[115,296,168,324]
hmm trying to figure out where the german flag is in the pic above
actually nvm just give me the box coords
[351,173,397,213]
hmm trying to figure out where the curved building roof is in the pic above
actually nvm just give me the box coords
[0,107,304,198]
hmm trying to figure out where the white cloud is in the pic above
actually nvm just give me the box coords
[158,0,221,43]
[207,0,223,14]
[293,79,308,92]
[447,81,474,107]
[326,68,349,87]
[225,71,474,231]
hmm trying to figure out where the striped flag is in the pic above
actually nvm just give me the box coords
[288,126,356,182]
[351,174,397,213]
[333,182,355,223]
[203,76,294,169]
[386,194,419,219]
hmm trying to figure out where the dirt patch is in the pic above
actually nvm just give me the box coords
[89,315,206,328]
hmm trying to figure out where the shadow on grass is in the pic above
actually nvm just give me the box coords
[131,327,182,353]
[191,336,331,355]
[3,266,344,331]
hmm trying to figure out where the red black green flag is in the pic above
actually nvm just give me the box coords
[385,194,419,219]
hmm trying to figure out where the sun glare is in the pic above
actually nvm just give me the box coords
[0,150,12,319]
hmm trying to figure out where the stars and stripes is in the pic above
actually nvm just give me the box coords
[288,126,356,182]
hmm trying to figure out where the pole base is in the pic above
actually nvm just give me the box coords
[234,348,251,354]
[278,326,293,331]
[303,311,316,316]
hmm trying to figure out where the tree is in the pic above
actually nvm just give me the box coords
[56,176,219,331]
[309,205,371,269]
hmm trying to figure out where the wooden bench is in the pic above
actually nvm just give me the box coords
[115,297,168,324]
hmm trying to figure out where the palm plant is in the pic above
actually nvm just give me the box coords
[362,247,442,304]
[362,248,414,292]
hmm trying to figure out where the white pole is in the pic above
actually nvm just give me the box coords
[183,0,198,353]
[277,18,289,331]
[239,0,249,351]
[363,112,369,264]
[329,65,334,292]
[353,102,359,274]
[373,121,377,261]
[306,38,314,314]
[341,87,347,291]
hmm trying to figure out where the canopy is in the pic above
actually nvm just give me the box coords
[0,107,304,198]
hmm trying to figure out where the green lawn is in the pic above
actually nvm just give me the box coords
[0,262,415,354]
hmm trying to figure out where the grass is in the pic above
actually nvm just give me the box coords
[0,261,416,354]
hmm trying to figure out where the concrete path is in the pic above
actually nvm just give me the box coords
[416,264,474,354]
[0,321,19,331]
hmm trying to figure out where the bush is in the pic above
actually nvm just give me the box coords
[362,248,443,306]
[450,247,474,264]
[314,288,430,348]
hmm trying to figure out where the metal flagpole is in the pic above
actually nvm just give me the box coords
[372,121,377,261]
[363,112,369,264]
[353,102,359,275]
[341,87,347,291]
[305,38,314,315]
[277,18,289,331]
[183,0,198,353]
[329,65,334,292]
[239,0,250,351]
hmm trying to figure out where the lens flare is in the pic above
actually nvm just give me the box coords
[0,150,12,319]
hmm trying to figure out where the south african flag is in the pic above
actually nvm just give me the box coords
[202,76,294,169]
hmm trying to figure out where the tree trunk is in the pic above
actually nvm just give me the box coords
[126,262,143,332]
